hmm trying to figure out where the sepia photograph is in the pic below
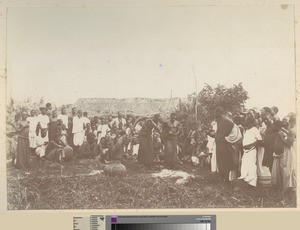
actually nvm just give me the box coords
[5,5,297,210]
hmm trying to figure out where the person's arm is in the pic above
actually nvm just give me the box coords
[284,130,296,147]
[49,140,63,148]
[244,140,262,150]
[20,125,29,131]
[17,122,29,132]
[244,129,262,150]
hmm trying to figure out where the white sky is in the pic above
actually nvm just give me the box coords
[7,6,296,117]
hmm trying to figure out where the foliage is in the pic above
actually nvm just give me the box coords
[177,83,249,132]
[198,82,248,125]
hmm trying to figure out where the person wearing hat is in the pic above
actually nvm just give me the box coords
[36,106,50,141]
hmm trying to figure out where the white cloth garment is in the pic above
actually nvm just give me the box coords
[97,124,110,144]
[37,114,50,129]
[208,121,218,173]
[72,116,84,146]
[72,116,84,134]
[73,132,84,146]
[35,135,48,157]
[239,127,262,187]
[57,114,69,127]
[82,117,90,126]
[26,116,38,148]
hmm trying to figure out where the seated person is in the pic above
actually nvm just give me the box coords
[36,128,49,158]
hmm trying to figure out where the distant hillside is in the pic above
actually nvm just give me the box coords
[74,97,181,117]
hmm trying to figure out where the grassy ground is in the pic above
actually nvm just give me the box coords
[7,157,296,210]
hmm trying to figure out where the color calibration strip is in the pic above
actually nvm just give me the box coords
[111,223,211,230]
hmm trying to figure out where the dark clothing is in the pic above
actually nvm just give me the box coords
[262,124,277,169]
[137,119,156,166]
[163,120,179,168]
[48,119,59,142]
[68,115,75,149]
[16,120,30,169]
[16,136,30,169]
[215,116,235,181]
[164,139,178,168]
[273,131,286,156]
[108,135,127,161]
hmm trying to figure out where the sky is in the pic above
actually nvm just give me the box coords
[7,5,296,117]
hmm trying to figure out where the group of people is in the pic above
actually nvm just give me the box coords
[7,102,297,199]
[209,106,296,199]
[8,103,139,167]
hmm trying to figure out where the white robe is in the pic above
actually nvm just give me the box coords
[239,127,262,187]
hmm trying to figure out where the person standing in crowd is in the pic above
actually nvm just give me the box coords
[136,114,161,170]
[163,113,180,169]
[247,109,260,128]
[262,111,277,171]
[255,109,272,187]
[97,116,111,144]
[287,113,297,198]
[36,128,48,159]
[91,116,100,134]
[110,112,126,132]
[57,106,69,128]
[207,120,218,173]
[68,107,77,148]
[225,115,243,179]
[26,109,38,155]
[45,102,53,118]
[82,111,90,128]
[37,106,50,141]
[271,106,280,121]
[125,115,134,135]
[48,110,59,142]
[239,117,262,187]
[214,107,235,186]
[272,115,296,198]
[124,115,134,154]
[7,113,21,166]
[72,110,85,154]
[15,111,30,169]
[271,118,288,189]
